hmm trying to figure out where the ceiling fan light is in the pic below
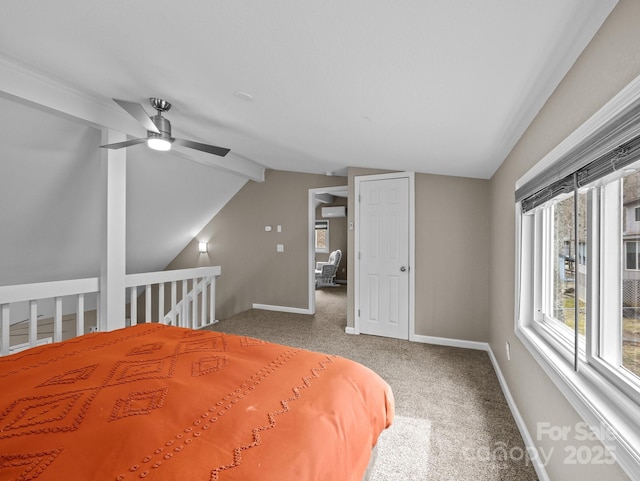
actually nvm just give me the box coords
[147,138,172,151]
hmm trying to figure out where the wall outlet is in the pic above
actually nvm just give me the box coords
[506,342,511,361]
[276,244,284,252]
[89,326,98,333]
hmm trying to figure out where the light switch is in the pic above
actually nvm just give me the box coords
[276,244,284,252]
[277,225,282,232]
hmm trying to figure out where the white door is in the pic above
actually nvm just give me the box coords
[358,176,410,339]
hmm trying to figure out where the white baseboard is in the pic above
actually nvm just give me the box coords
[343,330,490,352]
[411,333,489,351]
[196,319,219,329]
[486,346,551,481]
[347,328,550,480]
[252,303,313,315]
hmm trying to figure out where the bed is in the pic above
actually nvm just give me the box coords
[0,323,394,480]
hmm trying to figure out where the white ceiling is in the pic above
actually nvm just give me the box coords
[0,0,618,285]
[0,96,247,284]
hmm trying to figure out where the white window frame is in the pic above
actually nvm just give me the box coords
[625,240,640,271]
[315,220,329,253]
[515,74,640,480]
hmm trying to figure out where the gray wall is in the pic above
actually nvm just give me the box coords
[345,168,490,342]
[489,1,640,479]
[166,169,347,320]
[165,5,640,478]
[169,165,490,343]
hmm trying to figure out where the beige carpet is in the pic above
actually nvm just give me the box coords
[369,415,431,480]
[207,285,539,481]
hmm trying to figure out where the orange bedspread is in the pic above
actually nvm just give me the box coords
[0,324,393,481]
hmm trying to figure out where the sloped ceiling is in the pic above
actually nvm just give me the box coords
[0,0,617,285]
[0,96,247,285]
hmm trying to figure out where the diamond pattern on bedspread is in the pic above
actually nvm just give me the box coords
[0,323,393,481]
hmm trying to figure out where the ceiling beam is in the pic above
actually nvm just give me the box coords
[0,55,265,182]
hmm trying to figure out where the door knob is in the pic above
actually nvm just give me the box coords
[400,266,407,272]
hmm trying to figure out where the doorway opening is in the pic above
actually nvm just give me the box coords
[308,186,348,315]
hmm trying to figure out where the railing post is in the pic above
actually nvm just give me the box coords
[130,287,137,326]
[77,294,85,336]
[214,276,218,324]
[200,280,207,328]
[158,282,165,324]
[29,300,38,348]
[182,280,188,327]
[170,281,177,325]
[192,279,198,329]
[1,304,9,355]
[171,281,178,325]
[54,297,63,343]
[145,284,152,323]
[99,128,127,332]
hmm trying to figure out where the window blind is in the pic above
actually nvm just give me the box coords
[516,98,640,212]
[518,134,640,213]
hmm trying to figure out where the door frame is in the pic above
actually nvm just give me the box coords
[307,185,348,315]
[353,172,415,339]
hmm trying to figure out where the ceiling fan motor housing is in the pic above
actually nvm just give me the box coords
[149,114,172,141]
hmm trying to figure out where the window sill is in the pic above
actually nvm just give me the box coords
[516,323,640,479]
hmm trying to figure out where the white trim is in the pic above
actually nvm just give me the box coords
[314,219,330,254]
[516,72,640,192]
[196,319,219,328]
[125,266,221,287]
[252,303,313,315]
[514,72,640,481]
[307,185,348,316]
[516,205,640,479]
[99,129,127,333]
[0,277,99,304]
[412,333,489,352]
[0,55,265,182]
[515,326,640,480]
[486,346,552,481]
[347,325,552,480]
[345,326,357,335]
[395,331,553,480]
[354,172,415,340]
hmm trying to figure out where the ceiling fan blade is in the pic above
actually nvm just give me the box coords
[173,137,230,157]
[99,137,149,149]
[113,99,160,134]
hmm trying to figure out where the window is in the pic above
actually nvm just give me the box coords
[538,192,587,339]
[315,221,329,253]
[515,79,640,479]
[527,171,640,376]
[625,241,640,270]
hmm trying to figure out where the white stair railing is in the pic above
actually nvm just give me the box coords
[0,277,100,356]
[125,266,220,329]
[0,266,221,356]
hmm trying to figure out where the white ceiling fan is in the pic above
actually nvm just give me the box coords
[100,98,230,157]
